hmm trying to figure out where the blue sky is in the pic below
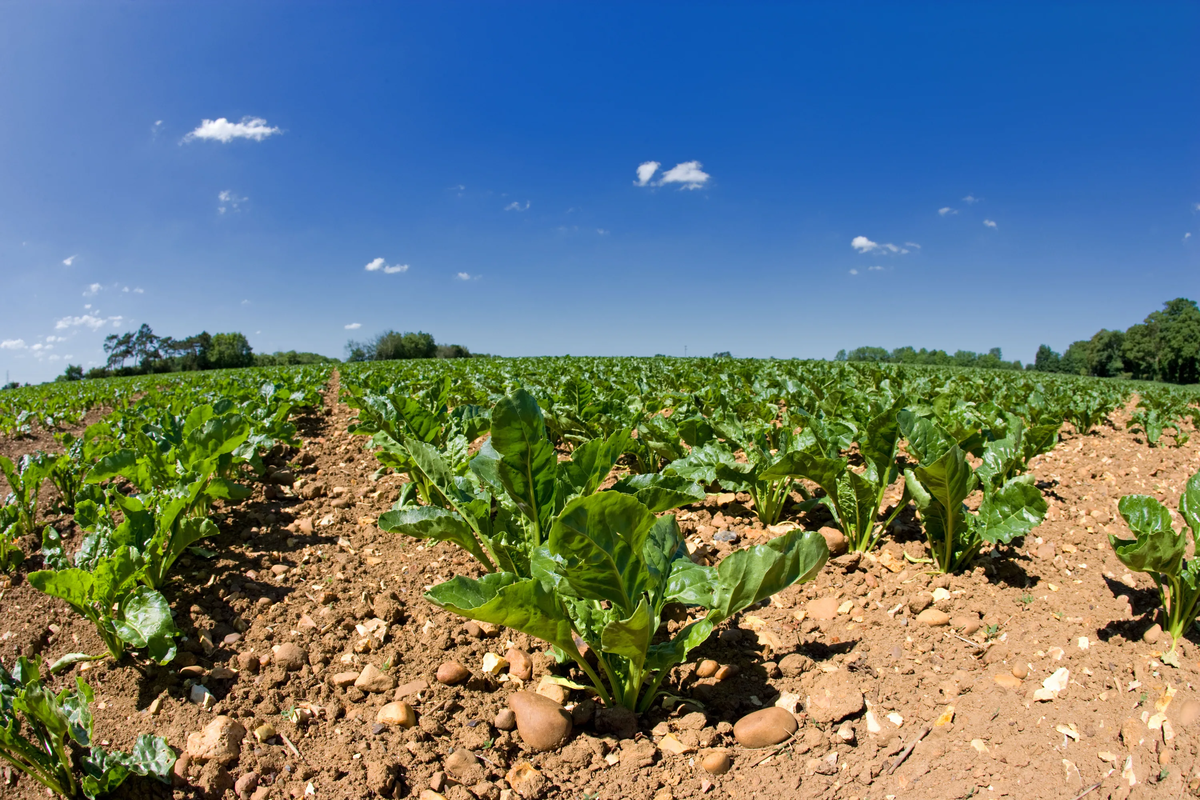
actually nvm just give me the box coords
[1,2,1197,383]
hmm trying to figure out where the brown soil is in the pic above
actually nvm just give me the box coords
[0,382,1198,800]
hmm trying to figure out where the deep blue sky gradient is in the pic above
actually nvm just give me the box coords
[1,2,1197,382]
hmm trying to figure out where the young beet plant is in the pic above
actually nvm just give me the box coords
[427,491,828,712]
[1109,469,1200,654]
[0,656,175,799]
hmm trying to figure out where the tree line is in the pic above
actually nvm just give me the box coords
[1029,298,1200,384]
[834,346,1023,370]
[345,329,477,362]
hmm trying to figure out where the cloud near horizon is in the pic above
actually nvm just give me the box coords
[55,314,123,331]
[364,258,408,274]
[184,116,282,143]
[344,322,362,330]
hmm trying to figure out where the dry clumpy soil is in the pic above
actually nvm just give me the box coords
[1,379,1199,800]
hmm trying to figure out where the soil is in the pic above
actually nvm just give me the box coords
[1,376,1198,800]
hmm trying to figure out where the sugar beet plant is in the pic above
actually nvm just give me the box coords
[382,389,828,711]
[1109,469,1200,653]
[0,656,175,799]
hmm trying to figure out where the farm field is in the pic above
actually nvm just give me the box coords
[1,358,1199,800]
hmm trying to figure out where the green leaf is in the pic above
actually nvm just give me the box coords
[425,573,581,657]
[490,390,558,535]
[1111,495,1185,575]
[760,450,845,492]
[113,586,177,665]
[1179,470,1200,544]
[548,492,655,614]
[913,445,976,513]
[378,506,493,569]
[600,598,653,666]
[559,430,630,501]
[708,528,828,624]
[609,473,705,513]
[975,479,1047,544]
[897,409,955,464]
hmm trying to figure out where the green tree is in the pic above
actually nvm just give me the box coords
[1087,329,1125,378]
[1153,298,1200,384]
[208,332,254,369]
[1060,340,1092,376]
[1033,344,1061,372]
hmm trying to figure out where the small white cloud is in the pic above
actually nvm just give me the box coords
[596,228,610,235]
[83,304,92,309]
[963,194,981,204]
[83,283,102,297]
[54,314,121,331]
[635,161,660,187]
[852,236,910,255]
[868,266,885,271]
[344,322,362,330]
[218,190,247,214]
[983,219,997,229]
[63,255,77,265]
[659,160,711,190]
[849,269,859,275]
[1185,232,1193,241]
[364,257,408,274]
[241,299,251,305]
[0,339,26,350]
[504,201,530,212]
[133,287,144,294]
[1193,202,1200,211]
[938,207,957,216]
[455,272,472,281]
[905,242,920,249]
[184,116,281,143]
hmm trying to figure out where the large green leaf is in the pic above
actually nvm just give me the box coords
[609,473,705,513]
[897,409,955,465]
[378,506,492,568]
[708,528,828,624]
[913,445,976,512]
[667,442,738,485]
[490,390,558,536]
[975,478,1047,544]
[1179,470,1200,545]
[558,429,630,501]
[113,586,178,665]
[425,572,580,657]
[1111,495,1185,575]
[600,599,653,666]
[548,492,655,614]
[760,450,844,492]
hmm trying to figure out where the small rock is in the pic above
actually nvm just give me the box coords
[464,621,485,639]
[836,722,856,744]
[818,526,847,557]
[778,653,813,677]
[994,673,1022,690]
[273,643,308,672]
[506,648,534,681]
[1178,699,1200,727]
[331,671,360,688]
[494,709,517,731]
[236,652,260,675]
[444,748,479,777]
[253,723,277,742]
[805,672,864,723]
[186,716,246,765]
[733,707,798,748]
[1143,624,1162,645]
[355,664,396,694]
[506,762,547,799]
[535,675,570,705]
[394,679,428,699]
[713,530,739,544]
[916,609,950,627]
[509,691,573,752]
[806,597,840,621]
[436,661,471,686]
[908,595,932,614]
[377,701,417,728]
[1011,663,1029,680]
[695,659,720,678]
[700,750,732,775]
[714,664,738,682]
[270,469,294,485]
[234,771,260,800]
[373,591,406,624]
[172,753,191,788]
[296,517,315,535]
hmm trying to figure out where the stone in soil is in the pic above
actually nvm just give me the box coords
[806,671,865,723]
[272,642,308,671]
[506,762,548,799]
[733,707,798,748]
[806,597,840,620]
[916,608,950,626]
[377,701,417,728]
[818,526,847,556]
[695,659,719,678]
[701,750,732,775]
[509,691,573,752]
[495,708,517,731]
[234,771,259,800]
[436,660,471,685]
[355,663,396,693]
[506,647,534,681]
[186,716,246,765]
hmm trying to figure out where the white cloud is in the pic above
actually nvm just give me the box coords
[133,287,144,294]
[938,207,957,216]
[55,314,122,331]
[849,269,859,275]
[344,322,362,330]
[0,339,26,350]
[963,195,981,204]
[455,272,473,281]
[30,343,50,352]
[83,283,102,297]
[63,255,77,266]
[983,219,997,229]
[184,116,281,143]
[1193,202,1200,211]
[218,190,246,214]
[851,236,910,255]
[659,161,710,190]
[504,201,530,212]
[905,242,921,249]
[241,299,251,305]
[868,266,885,271]
[364,258,409,274]
[83,304,92,309]
[596,228,610,235]
[635,161,660,187]
[1185,232,1192,241]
